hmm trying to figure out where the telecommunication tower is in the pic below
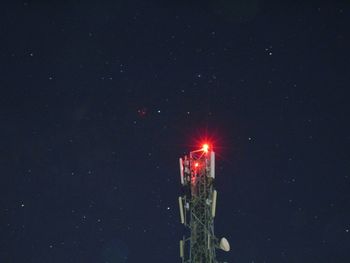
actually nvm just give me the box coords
[178,143,230,263]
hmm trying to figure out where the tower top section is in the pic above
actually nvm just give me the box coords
[179,143,215,186]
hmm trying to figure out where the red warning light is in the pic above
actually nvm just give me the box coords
[202,144,209,153]
[194,162,199,167]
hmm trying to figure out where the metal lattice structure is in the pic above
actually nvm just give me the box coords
[178,144,230,263]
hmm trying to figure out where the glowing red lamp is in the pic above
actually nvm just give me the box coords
[202,143,209,153]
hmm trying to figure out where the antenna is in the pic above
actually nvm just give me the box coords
[178,196,185,225]
[179,158,185,185]
[211,190,217,218]
[219,237,230,252]
[178,143,230,262]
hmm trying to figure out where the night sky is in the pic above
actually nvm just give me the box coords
[1,1,350,262]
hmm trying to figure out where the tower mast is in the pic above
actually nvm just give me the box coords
[178,144,230,263]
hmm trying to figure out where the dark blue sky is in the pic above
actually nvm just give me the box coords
[1,1,349,262]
